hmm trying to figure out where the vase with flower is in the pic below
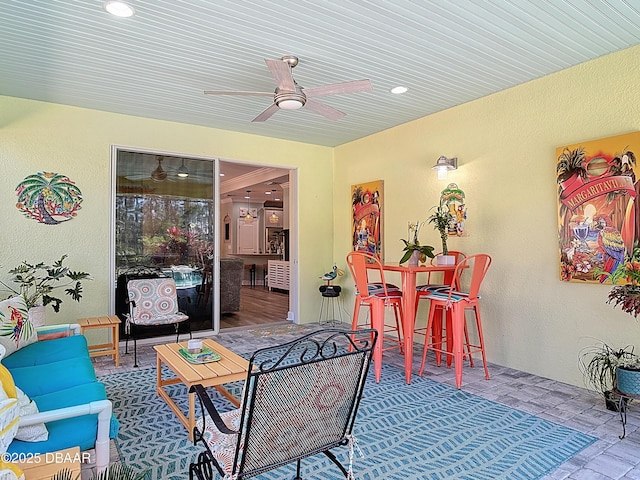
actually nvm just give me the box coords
[400,220,435,267]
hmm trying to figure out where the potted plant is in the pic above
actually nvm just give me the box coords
[578,341,636,410]
[0,255,91,325]
[427,204,455,265]
[595,242,640,396]
[400,220,435,266]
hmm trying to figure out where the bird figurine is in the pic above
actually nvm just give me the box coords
[593,214,625,283]
[321,265,344,285]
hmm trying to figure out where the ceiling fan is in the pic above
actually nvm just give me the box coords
[123,155,173,182]
[204,56,373,122]
[125,155,212,183]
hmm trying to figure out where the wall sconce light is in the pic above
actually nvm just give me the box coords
[432,156,458,180]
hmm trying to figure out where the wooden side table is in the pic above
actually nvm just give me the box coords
[77,315,121,367]
[15,446,83,479]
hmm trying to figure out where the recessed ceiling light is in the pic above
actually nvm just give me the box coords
[103,1,135,18]
[390,86,408,94]
[219,173,225,177]
[265,191,272,195]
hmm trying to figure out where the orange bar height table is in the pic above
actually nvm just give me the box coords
[77,315,121,367]
[380,263,456,384]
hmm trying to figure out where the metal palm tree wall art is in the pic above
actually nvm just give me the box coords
[15,171,83,224]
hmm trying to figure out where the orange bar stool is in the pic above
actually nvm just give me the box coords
[414,251,466,367]
[418,253,492,389]
[346,251,404,382]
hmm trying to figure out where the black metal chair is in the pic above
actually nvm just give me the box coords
[189,328,377,480]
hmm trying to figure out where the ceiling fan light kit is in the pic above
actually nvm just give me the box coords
[205,55,372,122]
[177,159,189,178]
[275,91,305,110]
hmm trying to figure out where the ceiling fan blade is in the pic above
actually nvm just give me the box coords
[305,99,346,121]
[204,90,273,97]
[265,59,295,91]
[124,174,176,182]
[303,79,372,98]
[252,103,280,122]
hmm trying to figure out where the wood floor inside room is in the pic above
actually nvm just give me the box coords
[128,286,290,339]
[220,286,289,329]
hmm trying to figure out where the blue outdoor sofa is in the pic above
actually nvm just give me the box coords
[1,324,118,472]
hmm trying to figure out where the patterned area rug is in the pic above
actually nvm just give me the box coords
[101,364,596,480]
[248,323,302,337]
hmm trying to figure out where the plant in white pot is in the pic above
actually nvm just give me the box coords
[427,204,455,265]
[0,255,91,326]
[400,220,435,266]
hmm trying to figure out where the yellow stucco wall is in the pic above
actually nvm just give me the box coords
[0,97,334,326]
[334,44,640,387]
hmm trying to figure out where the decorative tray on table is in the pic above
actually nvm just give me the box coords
[178,346,221,364]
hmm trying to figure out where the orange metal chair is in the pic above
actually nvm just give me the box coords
[414,251,466,366]
[418,253,492,389]
[346,251,404,382]
[414,251,466,308]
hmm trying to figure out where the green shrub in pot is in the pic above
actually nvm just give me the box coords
[590,242,640,397]
[578,341,637,410]
[0,255,91,313]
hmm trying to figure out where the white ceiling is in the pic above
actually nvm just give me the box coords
[2,1,640,147]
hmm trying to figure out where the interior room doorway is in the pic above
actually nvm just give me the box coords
[218,161,292,329]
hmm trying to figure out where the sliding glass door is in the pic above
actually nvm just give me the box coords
[111,149,218,335]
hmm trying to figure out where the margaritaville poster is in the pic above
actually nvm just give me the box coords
[558,132,640,283]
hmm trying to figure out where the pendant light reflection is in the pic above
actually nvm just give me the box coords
[244,191,254,224]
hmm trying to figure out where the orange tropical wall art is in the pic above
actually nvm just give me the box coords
[352,180,383,259]
[557,132,640,283]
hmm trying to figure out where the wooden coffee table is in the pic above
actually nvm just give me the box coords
[154,338,249,440]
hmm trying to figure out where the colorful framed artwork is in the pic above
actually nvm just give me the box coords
[557,131,640,283]
[351,180,383,259]
[440,183,467,237]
